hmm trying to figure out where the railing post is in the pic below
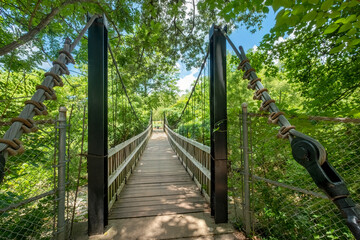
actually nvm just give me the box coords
[241,103,251,236]
[87,14,108,235]
[209,24,228,223]
[57,107,67,240]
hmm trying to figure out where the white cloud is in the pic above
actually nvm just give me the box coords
[274,36,285,45]
[177,67,199,94]
[274,33,296,45]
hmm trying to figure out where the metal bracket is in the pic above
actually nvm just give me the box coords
[86,13,108,30]
[291,137,360,238]
[291,137,348,199]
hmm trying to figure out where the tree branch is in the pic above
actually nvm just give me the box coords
[28,0,42,30]
[0,0,95,56]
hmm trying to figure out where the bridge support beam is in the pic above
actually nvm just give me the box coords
[209,24,228,223]
[87,15,108,235]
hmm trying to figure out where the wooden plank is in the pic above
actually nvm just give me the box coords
[122,183,196,191]
[112,197,206,208]
[109,131,210,221]
[109,208,207,219]
[112,201,208,213]
[116,193,203,203]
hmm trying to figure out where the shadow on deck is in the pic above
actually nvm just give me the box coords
[72,131,244,239]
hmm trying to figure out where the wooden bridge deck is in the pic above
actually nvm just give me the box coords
[74,130,239,239]
[109,131,208,219]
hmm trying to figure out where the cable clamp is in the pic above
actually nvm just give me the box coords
[253,88,268,100]
[44,72,64,87]
[237,59,249,71]
[0,138,25,156]
[52,60,70,75]
[260,99,275,111]
[277,126,296,139]
[11,117,38,133]
[268,111,285,124]
[58,50,75,64]
[36,85,57,100]
[25,100,48,116]
[247,78,261,90]
[243,68,255,80]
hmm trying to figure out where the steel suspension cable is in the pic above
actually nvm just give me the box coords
[176,49,209,124]
[0,15,99,183]
[219,28,326,164]
[107,41,142,125]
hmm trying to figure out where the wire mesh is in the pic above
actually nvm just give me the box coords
[63,102,88,239]
[0,120,56,239]
[230,112,360,240]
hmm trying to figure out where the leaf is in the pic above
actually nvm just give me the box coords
[336,36,347,44]
[339,2,348,11]
[288,15,300,27]
[276,9,286,20]
[292,5,305,15]
[349,38,360,46]
[354,21,360,28]
[316,17,327,27]
[348,0,358,7]
[346,28,357,36]
[321,0,333,11]
[335,18,346,24]
[328,11,340,18]
[272,0,282,12]
[263,7,270,13]
[308,0,319,4]
[344,15,357,24]
[301,10,317,22]
[323,23,340,34]
[329,43,345,54]
[338,23,352,33]
[265,0,273,6]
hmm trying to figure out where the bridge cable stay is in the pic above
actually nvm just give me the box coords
[174,49,209,127]
[0,14,100,183]
[107,41,143,127]
[219,27,360,239]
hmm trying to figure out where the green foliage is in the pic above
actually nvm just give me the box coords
[167,51,359,239]
[201,0,360,114]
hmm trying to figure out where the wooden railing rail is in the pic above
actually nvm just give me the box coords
[165,124,211,202]
[107,125,152,210]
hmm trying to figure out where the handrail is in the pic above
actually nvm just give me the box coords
[165,123,211,202]
[108,125,151,157]
[165,125,210,154]
[107,125,152,210]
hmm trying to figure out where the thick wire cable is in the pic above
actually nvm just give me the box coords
[107,41,142,125]
[176,49,209,124]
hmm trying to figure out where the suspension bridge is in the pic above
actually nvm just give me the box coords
[0,15,359,240]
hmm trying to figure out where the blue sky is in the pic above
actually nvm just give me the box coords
[177,11,276,93]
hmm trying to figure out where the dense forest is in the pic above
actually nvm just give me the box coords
[0,0,359,239]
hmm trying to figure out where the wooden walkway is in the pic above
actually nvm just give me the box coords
[109,130,208,219]
[74,130,239,239]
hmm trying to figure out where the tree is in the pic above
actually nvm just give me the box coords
[200,0,360,115]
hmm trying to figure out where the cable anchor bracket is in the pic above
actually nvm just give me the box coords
[291,137,360,239]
